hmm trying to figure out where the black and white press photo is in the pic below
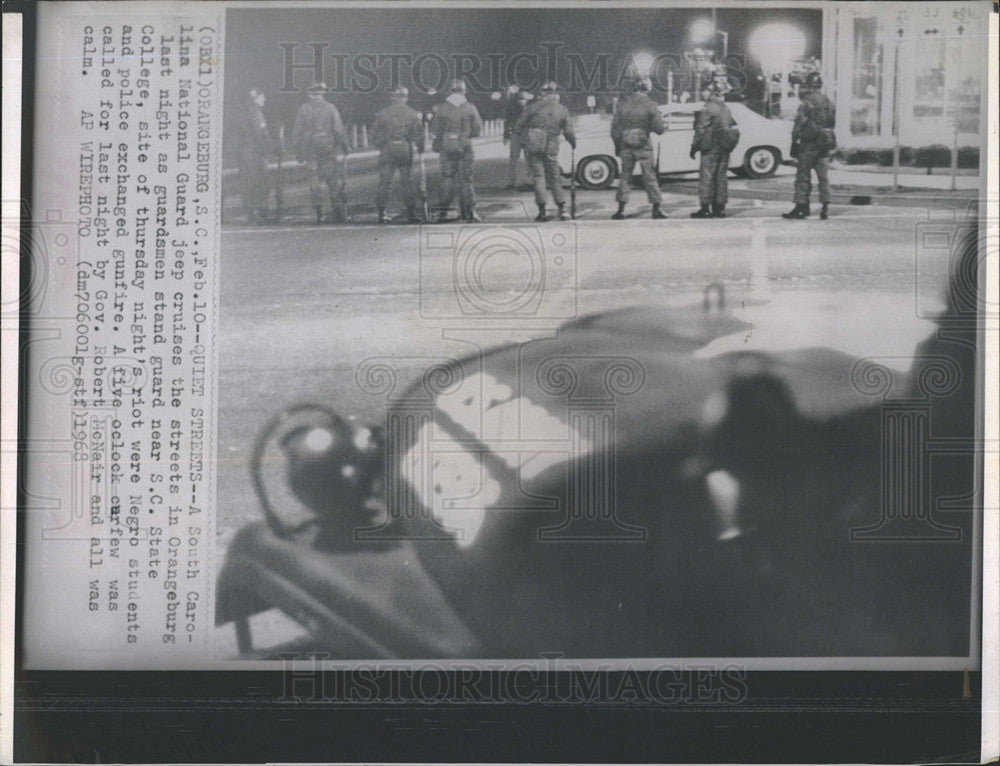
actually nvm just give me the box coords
[212,3,990,663]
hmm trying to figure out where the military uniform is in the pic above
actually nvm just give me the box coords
[292,96,349,222]
[504,95,530,187]
[792,90,835,209]
[610,91,666,212]
[372,98,424,220]
[431,91,483,220]
[691,96,736,217]
[514,93,576,217]
[237,100,276,222]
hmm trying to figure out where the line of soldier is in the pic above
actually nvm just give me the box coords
[237,72,835,225]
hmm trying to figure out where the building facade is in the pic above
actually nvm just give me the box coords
[824,1,988,149]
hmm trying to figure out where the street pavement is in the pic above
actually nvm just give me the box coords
[217,206,954,539]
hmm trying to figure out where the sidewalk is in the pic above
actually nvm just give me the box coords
[666,165,980,209]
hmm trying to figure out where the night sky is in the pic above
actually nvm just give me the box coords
[223,6,822,156]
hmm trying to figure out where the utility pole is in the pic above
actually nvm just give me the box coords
[891,27,903,192]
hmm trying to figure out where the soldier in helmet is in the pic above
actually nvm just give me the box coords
[514,81,576,222]
[431,79,484,222]
[237,88,279,224]
[610,76,667,220]
[783,71,836,220]
[503,88,532,189]
[372,86,425,224]
[292,82,350,224]
[690,81,737,219]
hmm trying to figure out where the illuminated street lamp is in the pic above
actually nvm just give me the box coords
[748,22,807,74]
[748,23,807,117]
[689,17,729,62]
[630,50,656,78]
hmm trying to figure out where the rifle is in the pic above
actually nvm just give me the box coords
[418,149,430,222]
[338,150,350,223]
[569,145,576,219]
[273,125,285,224]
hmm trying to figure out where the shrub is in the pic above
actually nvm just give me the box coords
[835,145,978,169]
[957,147,980,169]
[914,144,952,168]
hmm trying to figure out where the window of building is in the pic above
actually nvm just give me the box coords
[913,16,982,136]
[850,17,882,137]
[947,28,982,134]
[913,34,946,128]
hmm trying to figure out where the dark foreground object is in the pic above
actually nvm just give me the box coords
[217,276,976,659]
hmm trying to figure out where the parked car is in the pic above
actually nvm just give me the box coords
[558,102,793,189]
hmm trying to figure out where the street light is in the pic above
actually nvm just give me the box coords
[747,22,807,74]
[748,23,807,117]
[630,50,656,78]
[689,17,729,62]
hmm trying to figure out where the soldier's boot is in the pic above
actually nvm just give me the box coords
[651,203,667,220]
[377,208,390,225]
[690,204,712,219]
[611,202,626,220]
[819,203,829,220]
[406,206,422,224]
[712,203,727,219]
[782,204,809,220]
[435,208,450,224]
[464,207,483,223]
[557,203,570,222]
[315,205,324,224]
[535,204,548,222]
[327,195,343,224]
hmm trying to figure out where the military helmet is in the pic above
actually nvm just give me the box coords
[625,75,651,93]
[706,79,727,97]
[307,81,328,93]
[449,79,468,94]
[390,85,409,99]
[540,81,559,95]
[804,71,823,90]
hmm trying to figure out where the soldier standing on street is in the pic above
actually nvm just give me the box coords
[783,72,836,220]
[237,88,278,224]
[431,79,484,222]
[292,82,350,224]
[372,86,425,224]
[504,88,532,189]
[690,82,738,219]
[610,76,667,220]
[514,81,576,222]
